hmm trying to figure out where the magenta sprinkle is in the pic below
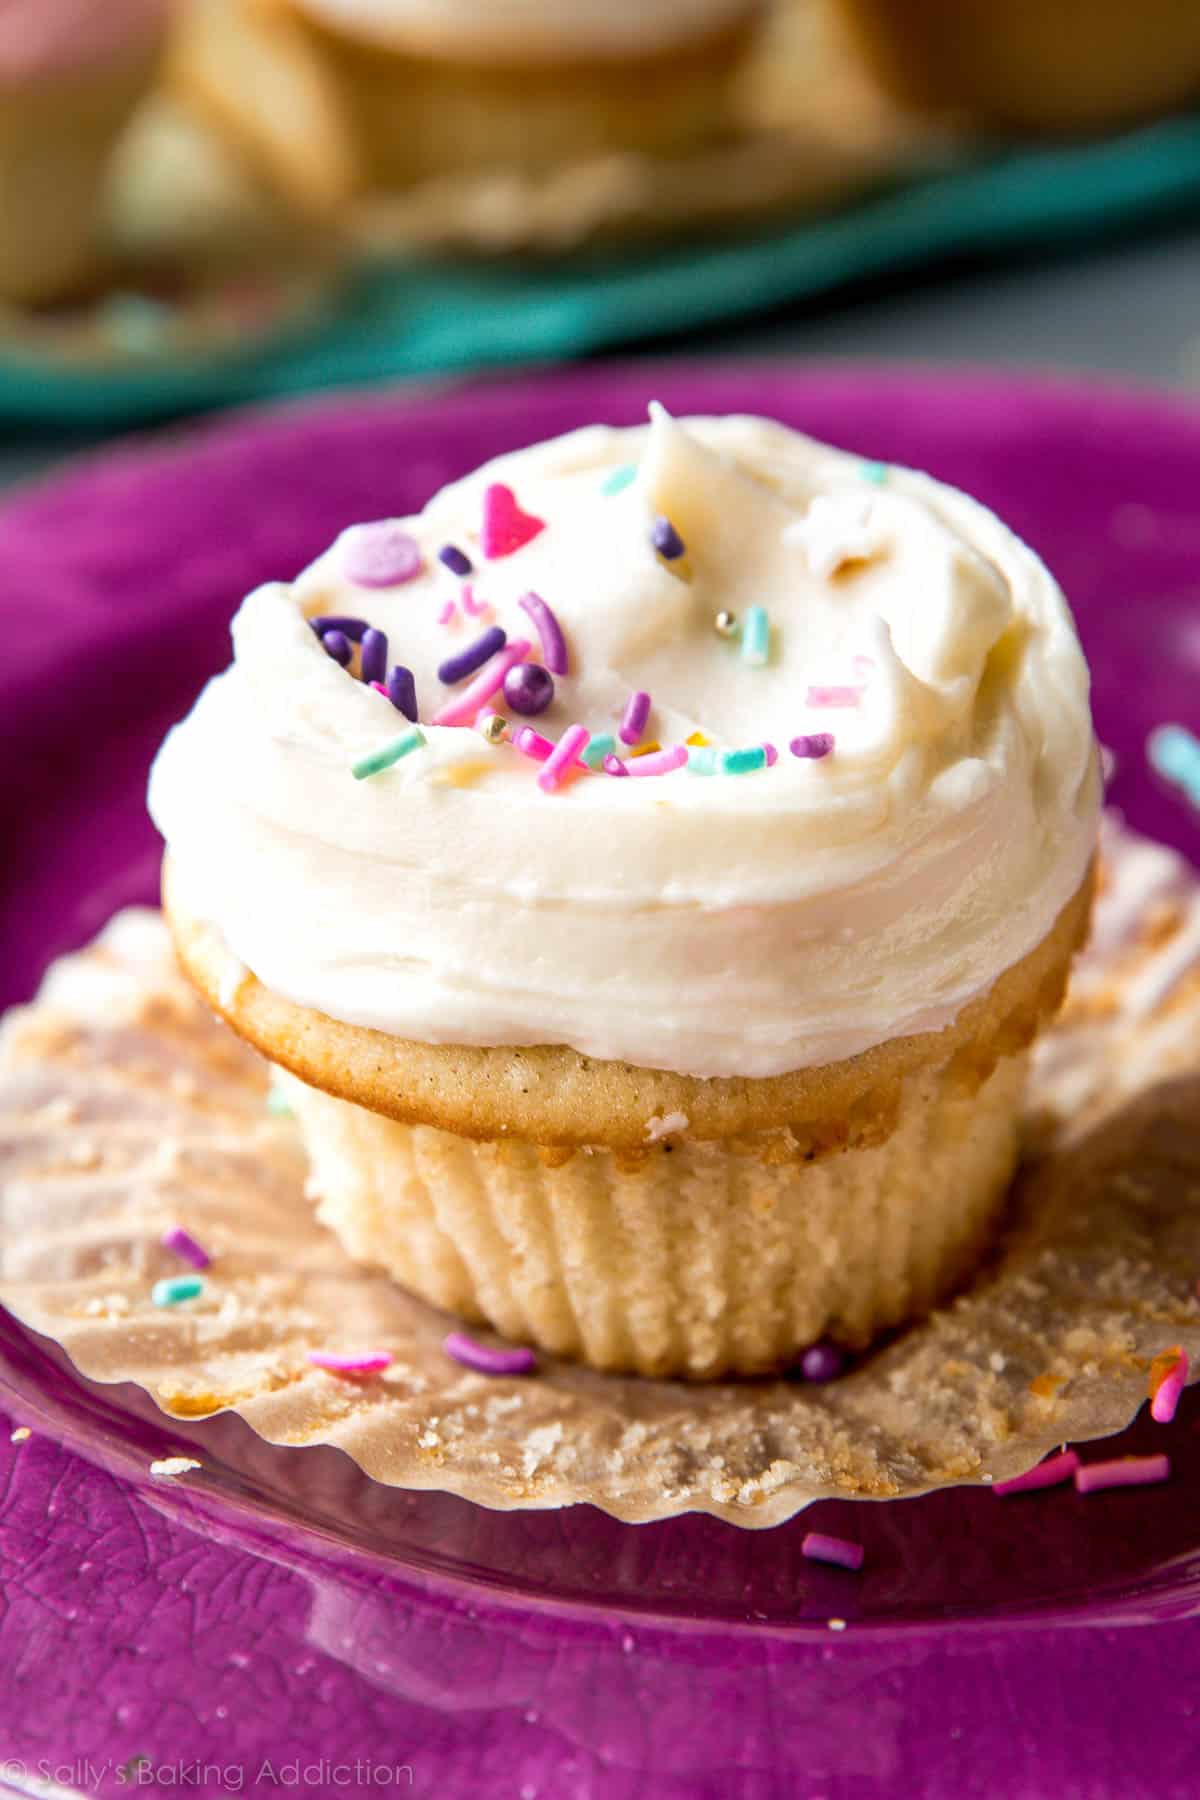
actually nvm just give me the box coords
[625,746,687,778]
[443,1331,536,1376]
[514,726,554,763]
[438,543,472,578]
[437,599,457,626]
[518,591,569,675]
[360,627,388,686]
[341,521,423,588]
[603,753,630,777]
[651,516,685,560]
[619,690,651,746]
[160,1225,210,1271]
[801,1532,864,1572]
[370,681,387,695]
[438,625,507,685]
[763,742,778,766]
[799,1342,844,1382]
[461,584,489,618]
[307,1349,393,1376]
[1151,1348,1189,1423]
[807,685,861,708]
[386,665,418,721]
[481,484,545,559]
[992,1450,1080,1497]
[538,724,589,793]
[309,614,368,642]
[1075,1454,1170,1495]
[790,734,836,760]
[320,628,351,667]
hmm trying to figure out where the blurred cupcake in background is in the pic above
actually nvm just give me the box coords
[0,0,170,304]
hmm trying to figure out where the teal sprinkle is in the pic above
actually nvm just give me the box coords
[1148,724,1200,804]
[741,605,770,667]
[860,460,889,486]
[601,463,637,496]
[266,1087,293,1118]
[583,732,617,769]
[352,726,426,779]
[721,746,768,775]
[687,746,719,775]
[152,1275,204,1307]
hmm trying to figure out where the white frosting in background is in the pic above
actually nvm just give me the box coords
[294,0,755,61]
[149,410,1100,1080]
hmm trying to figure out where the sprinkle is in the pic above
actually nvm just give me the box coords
[308,614,368,642]
[582,733,617,769]
[443,1331,536,1376]
[306,1349,393,1376]
[860,460,889,485]
[266,1086,293,1117]
[538,724,590,794]
[320,629,352,667]
[360,627,388,686]
[437,599,457,626]
[602,463,637,496]
[827,1619,847,1633]
[1150,1346,1189,1423]
[438,543,472,577]
[741,606,769,667]
[461,584,490,618]
[386,665,418,721]
[790,733,835,760]
[619,690,652,747]
[714,611,738,638]
[1074,1454,1170,1494]
[437,625,507,686]
[1148,724,1200,805]
[503,661,555,716]
[10,1428,30,1443]
[802,1532,864,1572]
[687,746,719,775]
[651,516,685,561]
[807,685,860,708]
[478,711,509,744]
[149,1457,202,1478]
[625,746,687,778]
[763,743,778,766]
[686,731,711,747]
[721,746,767,775]
[341,521,423,588]
[431,639,531,727]
[160,1226,211,1271]
[518,591,569,675]
[992,1450,1080,1497]
[351,727,427,779]
[630,740,662,758]
[853,654,875,678]
[152,1275,204,1307]
[481,483,545,559]
[799,1343,844,1382]
[514,726,555,763]
[603,754,630,777]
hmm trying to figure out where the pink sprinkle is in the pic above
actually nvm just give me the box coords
[443,1331,536,1376]
[370,680,388,695]
[603,754,630,777]
[1150,1347,1189,1423]
[852,655,875,677]
[481,484,545,559]
[801,1532,864,1572]
[625,746,687,778]
[807,685,862,708]
[538,724,590,793]
[461,584,489,617]
[1074,1454,1170,1495]
[160,1225,210,1271]
[307,1349,393,1376]
[431,639,531,726]
[437,599,458,626]
[514,726,554,763]
[619,690,651,746]
[763,742,778,766]
[992,1450,1080,1497]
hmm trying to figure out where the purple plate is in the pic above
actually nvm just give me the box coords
[2,365,1200,1797]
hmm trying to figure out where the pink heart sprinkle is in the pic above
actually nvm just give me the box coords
[481,484,545,559]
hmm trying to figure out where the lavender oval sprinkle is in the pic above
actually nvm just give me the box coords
[443,1331,536,1376]
[308,614,368,642]
[437,625,506,686]
[517,591,569,676]
[320,629,352,667]
[386,664,418,721]
[790,733,835,760]
[341,521,423,589]
[651,516,685,561]
[160,1225,210,1271]
[438,543,473,578]
[360,627,388,686]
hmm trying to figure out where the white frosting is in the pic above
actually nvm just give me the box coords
[294,0,755,62]
[148,409,1100,1080]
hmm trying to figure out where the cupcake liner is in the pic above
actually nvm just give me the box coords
[0,813,1197,1529]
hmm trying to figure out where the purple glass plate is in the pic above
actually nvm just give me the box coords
[2,365,1200,1797]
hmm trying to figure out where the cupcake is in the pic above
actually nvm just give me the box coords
[0,0,169,304]
[149,405,1100,1378]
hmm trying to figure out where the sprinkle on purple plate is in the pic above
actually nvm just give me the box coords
[801,1532,865,1572]
[443,1331,537,1376]
[341,521,423,589]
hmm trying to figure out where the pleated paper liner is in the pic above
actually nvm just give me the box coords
[0,814,1196,1529]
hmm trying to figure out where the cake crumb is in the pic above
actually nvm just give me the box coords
[645,1110,689,1143]
[10,1427,30,1444]
[149,1456,201,1478]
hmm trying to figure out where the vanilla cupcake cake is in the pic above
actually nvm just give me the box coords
[149,406,1100,1378]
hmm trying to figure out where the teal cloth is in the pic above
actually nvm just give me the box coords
[7,112,1200,425]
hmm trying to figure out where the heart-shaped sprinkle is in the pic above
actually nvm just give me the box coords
[341,521,423,588]
[481,483,545,559]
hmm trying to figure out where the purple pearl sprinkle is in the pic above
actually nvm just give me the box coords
[386,664,418,721]
[437,625,506,686]
[360,627,388,686]
[503,661,555,717]
[438,543,473,578]
[790,733,835,760]
[651,516,686,560]
[320,628,352,667]
[443,1331,536,1377]
[160,1225,211,1271]
[341,521,423,589]
[799,1342,844,1383]
[308,614,368,642]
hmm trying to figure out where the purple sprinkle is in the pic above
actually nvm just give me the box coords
[360,627,388,686]
[799,1342,844,1382]
[308,614,369,642]
[160,1225,211,1271]
[763,743,778,767]
[341,521,423,589]
[503,661,555,717]
[320,629,352,667]
[443,1331,536,1377]
[801,1531,864,1572]
[438,543,473,578]
[518,591,569,676]
[603,753,630,777]
[790,733,835,760]
[619,690,651,746]
[307,1349,393,1376]
[384,664,418,721]
[437,625,507,686]
[652,516,685,560]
